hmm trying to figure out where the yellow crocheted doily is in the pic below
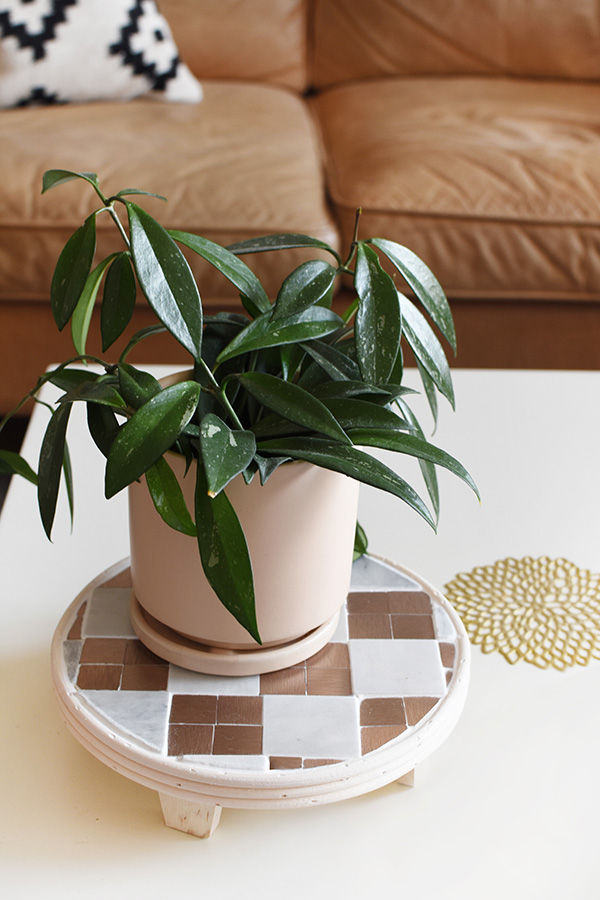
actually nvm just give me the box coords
[444,556,600,670]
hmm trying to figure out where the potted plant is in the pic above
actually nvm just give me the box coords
[0,169,478,672]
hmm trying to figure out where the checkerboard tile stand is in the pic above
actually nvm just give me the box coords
[51,556,469,838]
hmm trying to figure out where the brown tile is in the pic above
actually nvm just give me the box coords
[168,724,213,756]
[348,613,392,639]
[360,698,406,726]
[391,614,435,639]
[170,694,218,724]
[260,667,306,695]
[269,756,302,770]
[306,667,352,696]
[123,639,166,665]
[440,642,456,667]
[347,592,390,614]
[77,664,121,691]
[404,696,439,725]
[446,670,453,685]
[67,602,86,640]
[213,725,263,756]
[387,591,432,614]
[80,638,127,664]
[218,696,263,725]
[361,725,406,754]
[103,568,132,588]
[120,665,169,691]
[306,642,350,669]
[303,758,341,768]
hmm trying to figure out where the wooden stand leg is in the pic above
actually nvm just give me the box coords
[159,793,222,838]
[396,768,415,787]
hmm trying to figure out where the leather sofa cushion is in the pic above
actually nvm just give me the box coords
[160,0,308,91]
[0,81,337,306]
[312,76,600,301]
[312,0,600,87]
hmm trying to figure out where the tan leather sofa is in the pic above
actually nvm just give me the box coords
[2,0,600,413]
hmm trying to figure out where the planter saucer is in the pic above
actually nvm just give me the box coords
[130,594,340,677]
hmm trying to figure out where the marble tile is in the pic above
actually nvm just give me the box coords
[350,556,420,590]
[433,604,458,640]
[349,640,446,696]
[83,588,137,638]
[80,690,170,752]
[262,695,360,759]
[185,754,269,771]
[63,640,83,683]
[168,666,260,696]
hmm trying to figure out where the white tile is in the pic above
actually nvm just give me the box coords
[433,604,459,640]
[349,640,446,697]
[64,640,83,682]
[80,690,170,752]
[83,588,136,638]
[168,666,260,696]
[350,555,419,590]
[330,608,349,642]
[263,696,360,759]
[183,755,269,772]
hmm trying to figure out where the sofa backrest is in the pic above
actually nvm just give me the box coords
[311,0,600,88]
[160,0,309,91]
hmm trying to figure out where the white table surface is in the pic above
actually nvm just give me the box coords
[1,368,599,899]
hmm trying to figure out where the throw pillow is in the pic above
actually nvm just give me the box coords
[0,0,203,108]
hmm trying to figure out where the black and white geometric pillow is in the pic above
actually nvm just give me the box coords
[0,0,203,108]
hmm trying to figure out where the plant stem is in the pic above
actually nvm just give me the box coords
[196,359,245,430]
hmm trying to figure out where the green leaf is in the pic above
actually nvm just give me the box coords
[126,202,203,359]
[48,367,99,393]
[37,402,72,539]
[101,253,137,351]
[51,214,97,331]
[42,169,100,194]
[399,294,455,409]
[71,255,117,356]
[199,413,256,497]
[354,242,402,385]
[195,464,260,643]
[59,380,128,410]
[371,238,456,352]
[237,371,351,444]
[0,450,38,485]
[118,363,161,409]
[105,381,201,498]
[145,456,197,536]
[347,429,479,499]
[119,324,167,362]
[353,521,368,560]
[396,397,439,520]
[87,403,120,458]
[300,339,361,382]
[314,380,416,404]
[227,233,341,265]
[272,260,336,322]
[169,230,270,317]
[115,188,167,201]
[323,398,412,432]
[216,306,344,364]
[256,436,436,529]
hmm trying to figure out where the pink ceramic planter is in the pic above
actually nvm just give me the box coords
[128,453,360,668]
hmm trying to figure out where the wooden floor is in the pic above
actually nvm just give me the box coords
[0,417,28,513]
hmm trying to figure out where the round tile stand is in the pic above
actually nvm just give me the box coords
[51,555,470,838]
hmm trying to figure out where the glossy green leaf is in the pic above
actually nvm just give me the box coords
[127,202,203,359]
[115,188,167,201]
[237,371,351,444]
[101,252,137,351]
[372,238,456,352]
[323,398,412,432]
[118,363,161,409]
[0,450,38,485]
[87,403,121,458]
[169,230,270,317]
[48,367,99,393]
[272,260,336,322]
[399,294,455,409]
[145,456,197,536]
[353,521,368,560]
[227,233,341,265]
[314,380,416,404]
[51,214,97,330]
[63,440,74,531]
[195,464,260,643]
[216,307,344,364]
[347,429,479,499]
[354,243,401,385]
[199,413,256,497]
[59,380,127,410]
[396,397,439,519]
[256,436,436,529]
[37,401,72,538]
[42,169,100,194]
[71,255,117,356]
[105,381,201,498]
[300,339,361,382]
